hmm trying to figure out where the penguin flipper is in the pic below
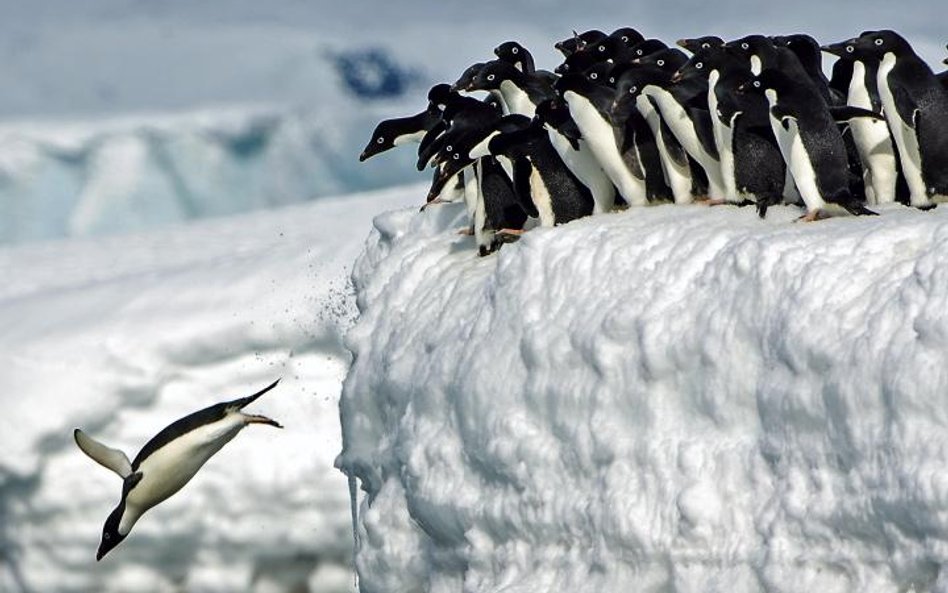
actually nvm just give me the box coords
[770,105,797,130]
[891,85,919,130]
[74,429,132,478]
[829,106,884,122]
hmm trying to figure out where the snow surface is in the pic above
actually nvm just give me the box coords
[339,200,948,593]
[0,185,416,593]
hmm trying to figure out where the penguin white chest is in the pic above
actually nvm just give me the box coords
[878,52,927,206]
[127,414,246,513]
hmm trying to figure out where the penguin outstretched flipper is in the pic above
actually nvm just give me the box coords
[829,106,884,122]
[74,429,132,479]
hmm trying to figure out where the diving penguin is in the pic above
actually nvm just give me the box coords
[75,379,283,560]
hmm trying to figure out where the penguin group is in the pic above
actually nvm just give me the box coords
[361,29,948,255]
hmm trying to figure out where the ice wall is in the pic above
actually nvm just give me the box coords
[0,106,421,244]
[338,202,948,593]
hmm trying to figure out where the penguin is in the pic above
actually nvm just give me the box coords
[630,56,725,201]
[771,34,846,105]
[555,73,649,206]
[673,46,785,213]
[488,116,595,227]
[821,39,901,205]
[75,380,283,561]
[555,29,607,57]
[608,78,675,203]
[609,27,646,50]
[359,104,442,161]
[677,36,724,54]
[460,59,555,117]
[737,70,878,220]
[613,66,695,204]
[428,116,535,254]
[416,93,500,170]
[535,97,619,213]
[843,30,948,207]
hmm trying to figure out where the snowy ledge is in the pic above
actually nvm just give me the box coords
[338,201,948,593]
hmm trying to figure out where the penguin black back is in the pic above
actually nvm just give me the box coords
[132,380,281,469]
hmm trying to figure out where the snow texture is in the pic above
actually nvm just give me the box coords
[339,200,948,593]
[0,185,417,593]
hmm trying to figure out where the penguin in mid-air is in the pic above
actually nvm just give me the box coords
[75,379,283,560]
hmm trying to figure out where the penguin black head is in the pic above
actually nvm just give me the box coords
[632,48,688,73]
[735,69,790,95]
[360,109,436,161]
[452,63,486,93]
[494,41,528,64]
[534,97,570,126]
[847,30,915,59]
[677,36,725,54]
[772,34,822,64]
[672,46,746,84]
[428,83,458,110]
[586,36,630,62]
[97,503,127,561]
[609,27,645,49]
[612,66,670,116]
[628,38,670,61]
[466,60,521,92]
[555,49,599,76]
[584,61,616,86]
[723,35,774,59]
[555,29,607,57]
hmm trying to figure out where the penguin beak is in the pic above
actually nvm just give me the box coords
[358,150,369,162]
[244,414,282,428]
[670,71,683,84]
[820,41,848,57]
[675,39,689,50]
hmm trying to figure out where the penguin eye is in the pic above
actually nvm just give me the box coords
[696,62,704,70]
[376,137,384,144]
[452,153,460,160]
[629,85,638,94]
[741,42,749,50]
[621,36,629,43]
[636,49,643,56]
[657,59,665,67]
[104,533,110,540]
[846,45,854,53]
[590,72,598,80]
[701,42,710,49]
[753,80,760,88]
[487,74,495,81]
[874,38,883,46]
[512,47,519,54]
[598,45,606,52]
[609,77,615,84]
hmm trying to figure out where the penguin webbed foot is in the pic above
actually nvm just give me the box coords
[457,227,475,236]
[916,202,937,211]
